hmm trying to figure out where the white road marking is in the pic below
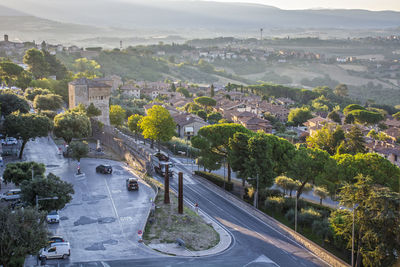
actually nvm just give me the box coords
[243,255,280,267]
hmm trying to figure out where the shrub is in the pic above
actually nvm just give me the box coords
[264,196,285,213]
[298,208,322,227]
[312,219,333,242]
[162,137,199,158]
[285,208,295,222]
[194,171,233,191]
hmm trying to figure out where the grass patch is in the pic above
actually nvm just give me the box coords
[143,186,219,251]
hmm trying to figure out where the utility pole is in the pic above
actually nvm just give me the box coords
[295,194,298,232]
[253,173,259,208]
[164,164,170,204]
[260,28,263,41]
[178,172,183,214]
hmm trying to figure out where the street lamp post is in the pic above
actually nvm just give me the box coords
[352,204,359,267]
[295,195,298,232]
[36,195,59,209]
[253,173,259,208]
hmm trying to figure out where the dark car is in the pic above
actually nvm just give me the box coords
[126,178,139,191]
[96,164,112,174]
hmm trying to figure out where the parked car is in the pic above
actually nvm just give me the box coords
[0,189,21,201]
[39,242,70,260]
[46,210,60,224]
[1,137,18,146]
[126,178,139,191]
[48,236,65,244]
[96,164,112,174]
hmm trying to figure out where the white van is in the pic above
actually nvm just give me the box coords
[39,242,71,260]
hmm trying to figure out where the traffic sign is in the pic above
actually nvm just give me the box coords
[138,230,142,235]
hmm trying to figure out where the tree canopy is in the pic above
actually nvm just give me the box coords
[306,124,345,155]
[289,147,337,198]
[127,114,143,140]
[72,57,101,79]
[348,109,384,125]
[140,105,176,150]
[330,175,400,267]
[24,88,52,101]
[4,112,53,158]
[2,161,45,186]
[333,153,400,192]
[333,84,348,97]
[192,123,251,182]
[69,141,89,162]
[0,206,48,267]
[33,93,63,111]
[0,92,30,116]
[23,48,49,79]
[288,107,313,126]
[86,102,102,117]
[109,105,126,127]
[194,96,216,111]
[53,110,91,144]
[21,173,74,212]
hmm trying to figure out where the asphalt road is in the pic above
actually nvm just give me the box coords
[24,138,158,264]
[24,137,329,267]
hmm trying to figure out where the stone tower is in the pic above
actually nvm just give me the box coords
[68,78,112,125]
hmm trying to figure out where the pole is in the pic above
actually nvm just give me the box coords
[164,164,170,204]
[178,172,183,214]
[223,159,226,190]
[256,173,259,208]
[32,165,34,179]
[36,195,38,209]
[295,195,298,232]
[352,207,355,267]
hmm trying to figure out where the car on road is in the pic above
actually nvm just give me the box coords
[1,137,18,146]
[39,242,70,260]
[96,164,112,174]
[46,210,60,224]
[0,189,21,201]
[126,178,139,191]
[49,236,65,244]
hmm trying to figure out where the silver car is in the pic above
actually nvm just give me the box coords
[0,189,21,201]
[46,210,60,223]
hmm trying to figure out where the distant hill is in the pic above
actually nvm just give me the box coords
[0,5,27,16]
[1,0,400,30]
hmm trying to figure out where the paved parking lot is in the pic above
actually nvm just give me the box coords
[23,138,158,265]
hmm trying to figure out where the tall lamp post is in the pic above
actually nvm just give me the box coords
[36,195,59,209]
[352,204,359,267]
[252,173,259,208]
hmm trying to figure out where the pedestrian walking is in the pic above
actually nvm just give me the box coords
[195,203,199,213]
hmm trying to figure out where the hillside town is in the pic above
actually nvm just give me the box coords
[0,30,399,267]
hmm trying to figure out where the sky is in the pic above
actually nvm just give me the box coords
[196,0,400,11]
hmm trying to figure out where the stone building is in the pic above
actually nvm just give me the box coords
[68,78,112,125]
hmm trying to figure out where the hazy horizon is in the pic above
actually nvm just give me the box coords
[1,0,400,12]
[194,0,400,11]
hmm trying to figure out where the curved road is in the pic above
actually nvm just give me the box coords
[24,137,328,267]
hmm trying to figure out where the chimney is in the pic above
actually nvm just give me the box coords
[4,34,8,42]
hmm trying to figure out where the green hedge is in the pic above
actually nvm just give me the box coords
[195,171,233,191]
